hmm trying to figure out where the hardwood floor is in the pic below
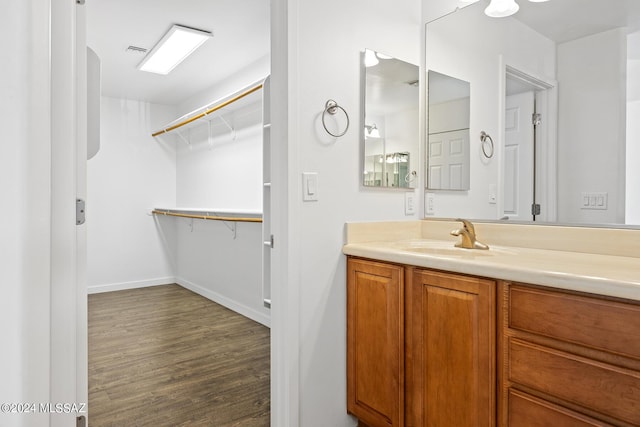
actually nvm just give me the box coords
[88,284,270,426]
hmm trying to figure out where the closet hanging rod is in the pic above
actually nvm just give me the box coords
[152,209,263,223]
[151,83,264,137]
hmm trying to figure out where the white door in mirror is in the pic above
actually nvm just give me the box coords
[303,172,319,201]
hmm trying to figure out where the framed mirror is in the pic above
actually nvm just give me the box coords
[427,70,470,191]
[425,0,640,226]
[362,49,419,189]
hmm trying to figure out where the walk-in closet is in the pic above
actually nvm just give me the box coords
[84,0,271,424]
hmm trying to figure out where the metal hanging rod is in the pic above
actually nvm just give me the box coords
[152,209,263,223]
[151,82,264,138]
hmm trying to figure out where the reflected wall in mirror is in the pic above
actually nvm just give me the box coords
[362,49,419,189]
[427,70,470,190]
[425,0,640,227]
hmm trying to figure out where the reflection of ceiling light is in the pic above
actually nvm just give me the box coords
[485,0,519,17]
[485,0,550,18]
[364,123,380,138]
[364,49,379,67]
[138,25,212,75]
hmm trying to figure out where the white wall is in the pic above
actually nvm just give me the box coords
[87,97,177,292]
[557,29,626,224]
[0,1,53,426]
[175,99,263,209]
[276,0,421,424]
[424,3,555,219]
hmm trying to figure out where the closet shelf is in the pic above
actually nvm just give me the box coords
[152,207,263,223]
[151,79,266,138]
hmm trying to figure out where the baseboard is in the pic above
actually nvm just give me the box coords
[176,277,271,328]
[88,277,176,294]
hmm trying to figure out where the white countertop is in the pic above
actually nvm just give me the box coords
[343,238,640,302]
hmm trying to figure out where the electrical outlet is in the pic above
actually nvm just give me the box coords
[580,192,607,210]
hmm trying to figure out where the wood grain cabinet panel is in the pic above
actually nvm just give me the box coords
[407,269,495,427]
[501,282,640,427]
[508,285,640,360]
[508,389,614,427]
[347,258,404,427]
[508,339,640,425]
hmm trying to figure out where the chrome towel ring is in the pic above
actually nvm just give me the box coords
[480,131,494,159]
[322,99,350,137]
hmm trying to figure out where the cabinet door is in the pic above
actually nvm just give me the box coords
[347,257,404,427]
[407,269,495,427]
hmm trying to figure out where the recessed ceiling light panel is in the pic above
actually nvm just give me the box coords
[138,25,212,75]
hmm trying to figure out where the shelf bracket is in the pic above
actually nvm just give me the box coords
[218,115,236,141]
[176,129,190,147]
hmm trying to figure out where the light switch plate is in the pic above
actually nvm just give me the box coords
[425,192,435,215]
[405,192,416,215]
[302,172,318,201]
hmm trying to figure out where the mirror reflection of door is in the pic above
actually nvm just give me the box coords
[427,70,471,191]
[504,68,555,222]
[504,91,535,220]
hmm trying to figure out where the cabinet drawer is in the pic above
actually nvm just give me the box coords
[508,285,640,360]
[508,389,613,427]
[508,339,640,425]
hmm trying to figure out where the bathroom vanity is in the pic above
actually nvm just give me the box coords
[344,220,640,427]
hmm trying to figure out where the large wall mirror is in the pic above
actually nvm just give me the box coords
[362,49,419,189]
[425,0,640,227]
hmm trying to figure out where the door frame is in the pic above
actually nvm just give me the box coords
[498,58,558,223]
[50,0,84,425]
[53,1,296,426]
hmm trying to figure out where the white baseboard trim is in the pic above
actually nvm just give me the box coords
[176,277,271,328]
[88,277,176,294]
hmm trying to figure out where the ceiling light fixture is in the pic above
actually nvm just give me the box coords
[364,124,380,138]
[485,0,519,17]
[138,25,212,75]
[364,49,379,67]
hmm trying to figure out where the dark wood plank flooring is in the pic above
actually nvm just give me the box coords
[88,284,270,426]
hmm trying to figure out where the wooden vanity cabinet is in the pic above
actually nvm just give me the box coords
[347,257,405,427]
[347,257,496,427]
[406,268,496,427]
[498,282,640,427]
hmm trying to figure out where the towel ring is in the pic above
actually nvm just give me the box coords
[322,99,349,138]
[480,131,494,159]
[405,170,417,183]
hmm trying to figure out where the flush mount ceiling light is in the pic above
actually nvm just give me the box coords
[485,0,551,18]
[138,25,212,75]
[485,0,519,17]
[364,49,379,67]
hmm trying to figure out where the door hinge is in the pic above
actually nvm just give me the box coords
[77,0,85,4]
[76,198,86,225]
[531,203,541,216]
[532,113,542,126]
[77,415,86,427]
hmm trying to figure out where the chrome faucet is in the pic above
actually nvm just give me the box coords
[450,219,489,250]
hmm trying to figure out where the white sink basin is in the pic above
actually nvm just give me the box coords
[391,240,509,258]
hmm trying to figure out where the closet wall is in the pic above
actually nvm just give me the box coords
[88,59,270,326]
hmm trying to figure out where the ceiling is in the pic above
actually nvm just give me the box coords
[514,0,640,44]
[86,0,270,106]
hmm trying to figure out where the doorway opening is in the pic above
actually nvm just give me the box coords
[83,0,272,425]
